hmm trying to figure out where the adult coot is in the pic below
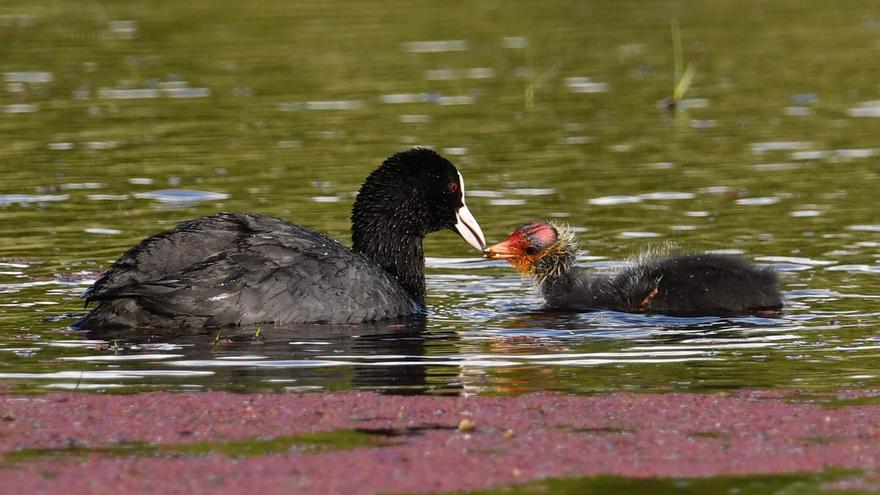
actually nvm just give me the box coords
[484,221,783,317]
[75,148,485,328]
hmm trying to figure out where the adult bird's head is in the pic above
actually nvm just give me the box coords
[352,147,485,252]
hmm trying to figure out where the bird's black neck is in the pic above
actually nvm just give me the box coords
[351,172,429,309]
[352,226,426,308]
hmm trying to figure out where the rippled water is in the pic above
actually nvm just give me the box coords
[1,0,879,395]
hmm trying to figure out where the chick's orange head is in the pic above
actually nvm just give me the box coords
[484,222,558,273]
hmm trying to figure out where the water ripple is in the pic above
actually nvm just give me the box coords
[133,189,229,203]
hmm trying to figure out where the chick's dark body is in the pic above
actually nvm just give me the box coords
[542,253,783,317]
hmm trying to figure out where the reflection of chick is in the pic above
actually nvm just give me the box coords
[485,222,783,317]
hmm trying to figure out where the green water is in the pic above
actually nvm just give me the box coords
[0,0,879,395]
[4,429,391,462]
[466,471,865,495]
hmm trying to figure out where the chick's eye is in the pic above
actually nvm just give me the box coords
[449,182,458,193]
[524,246,539,255]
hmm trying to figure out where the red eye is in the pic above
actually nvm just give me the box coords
[450,183,459,193]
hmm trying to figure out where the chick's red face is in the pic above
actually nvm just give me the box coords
[484,222,558,273]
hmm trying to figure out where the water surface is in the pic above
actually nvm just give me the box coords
[1,0,879,395]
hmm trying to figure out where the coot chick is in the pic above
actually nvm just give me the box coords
[75,148,486,329]
[484,222,783,317]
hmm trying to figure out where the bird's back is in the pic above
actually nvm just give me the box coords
[76,212,415,328]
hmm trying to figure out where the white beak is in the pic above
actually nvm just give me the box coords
[453,203,486,251]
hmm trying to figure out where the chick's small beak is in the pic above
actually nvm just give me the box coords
[483,238,520,259]
[453,203,486,251]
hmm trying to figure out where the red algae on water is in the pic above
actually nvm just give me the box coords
[1,390,880,494]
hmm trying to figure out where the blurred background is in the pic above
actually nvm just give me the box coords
[0,0,878,395]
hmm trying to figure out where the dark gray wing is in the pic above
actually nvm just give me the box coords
[84,213,415,326]
[84,212,271,302]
